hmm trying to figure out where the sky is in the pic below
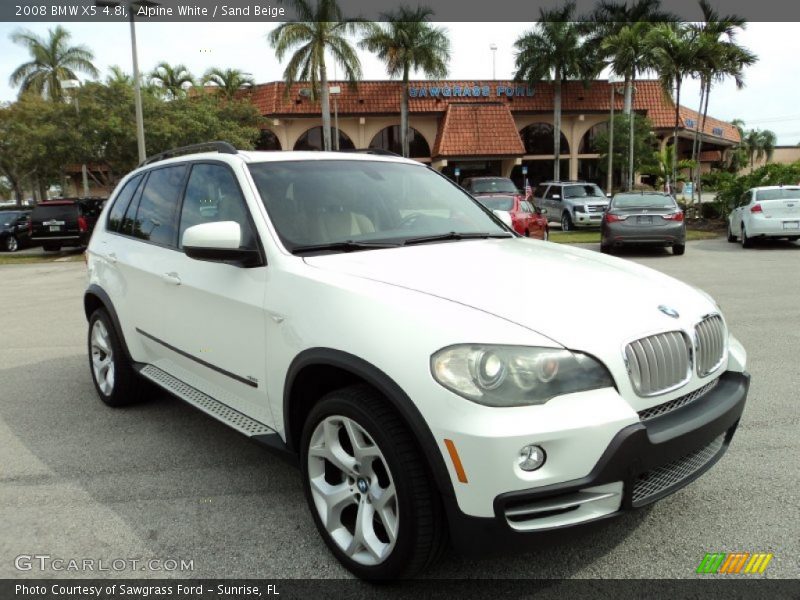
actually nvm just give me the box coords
[1,21,799,145]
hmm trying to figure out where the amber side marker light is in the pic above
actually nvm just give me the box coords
[444,439,468,484]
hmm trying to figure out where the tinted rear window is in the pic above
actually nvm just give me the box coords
[128,166,187,245]
[32,204,78,221]
[564,185,605,199]
[756,188,800,201]
[613,194,676,209]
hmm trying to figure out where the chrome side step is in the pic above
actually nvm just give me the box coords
[140,364,274,436]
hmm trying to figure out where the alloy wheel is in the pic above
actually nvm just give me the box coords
[5,236,17,252]
[307,415,399,566]
[90,319,115,395]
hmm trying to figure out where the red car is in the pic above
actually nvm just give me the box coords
[475,194,549,240]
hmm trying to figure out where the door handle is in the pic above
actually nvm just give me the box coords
[162,272,181,285]
[106,252,117,264]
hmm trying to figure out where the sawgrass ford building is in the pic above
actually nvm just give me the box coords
[248,79,739,187]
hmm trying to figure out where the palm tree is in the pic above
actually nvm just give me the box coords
[644,144,696,191]
[743,129,777,172]
[9,25,99,101]
[588,0,677,114]
[106,65,132,86]
[268,0,364,152]
[648,23,700,188]
[360,6,449,158]
[514,2,592,181]
[202,68,255,100]
[689,1,756,199]
[149,62,195,99]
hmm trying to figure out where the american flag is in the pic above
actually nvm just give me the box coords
[524,178,532,198]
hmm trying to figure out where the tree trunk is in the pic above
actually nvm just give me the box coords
[320,62,332,152]
[672,76,681,191]
[696,80,712,202]
[623,73,632,115]
[11,176,23,206]
[627,78,636,191]
[690,79,705,205]
[553,71,562,181]
[401,64,410,158]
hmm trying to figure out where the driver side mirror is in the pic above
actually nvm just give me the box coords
[182,221,262,267]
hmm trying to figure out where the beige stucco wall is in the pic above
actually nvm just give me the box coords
[739,146,800,174]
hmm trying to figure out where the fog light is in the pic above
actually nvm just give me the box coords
[518,444,546,471]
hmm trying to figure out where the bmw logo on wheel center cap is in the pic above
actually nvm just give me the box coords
[357,478,369,493]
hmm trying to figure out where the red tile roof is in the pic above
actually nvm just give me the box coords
[432,103,525,158]
[248,79,740,144]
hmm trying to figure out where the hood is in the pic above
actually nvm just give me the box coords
[303,238,716,353]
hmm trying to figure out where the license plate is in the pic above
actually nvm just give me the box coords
[783,221,799,230]
[49,225,61,232]
[637,216,653,225]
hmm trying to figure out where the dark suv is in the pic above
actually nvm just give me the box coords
[0,209,32,252]
[30,198,105,251]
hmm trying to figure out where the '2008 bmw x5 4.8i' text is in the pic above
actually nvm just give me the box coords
[85,142,749,579]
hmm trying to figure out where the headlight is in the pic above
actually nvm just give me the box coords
[573,205,586,213]
[431,345,614,407]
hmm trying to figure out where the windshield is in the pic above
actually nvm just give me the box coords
[612,194,676,209]
[248,160,508,253]
[564,184,605,199]
[471,178,518,194]
[477,196,514,211]
[756,188,800,201]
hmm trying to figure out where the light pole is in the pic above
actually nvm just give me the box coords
[489,43,498,79]
[330,85,341,151]
[96,0,158,164]
[62,79,90,197]
[606,75,623,195]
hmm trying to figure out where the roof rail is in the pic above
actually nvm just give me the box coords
[340,148,401,157]
[139,141,238,167]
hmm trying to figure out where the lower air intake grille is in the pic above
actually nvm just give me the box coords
[638,378,720,422]
[631,434,725,506]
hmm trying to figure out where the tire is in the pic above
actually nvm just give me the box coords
[542,227,549,241]
[300,384,446,580]
[673,243,686,256]
[741,225,752,249]
[727,224,737,243]
[561,212,573,232]
[524,229,530,238]
[600,241,611,254]
[88,308,145,407]
[42,243,61,252]
[4,235,18,252]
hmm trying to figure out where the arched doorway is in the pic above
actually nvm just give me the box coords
[369,125,431,158]
[293,126,355,151]
[255,129,282,151]
[519,123,570,155]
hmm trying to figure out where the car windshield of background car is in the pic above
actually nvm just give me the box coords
[564,185,604,199]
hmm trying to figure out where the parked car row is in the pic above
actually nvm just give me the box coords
[462,177,549,240]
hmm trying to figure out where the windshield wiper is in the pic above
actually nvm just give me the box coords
[402,231,513,246]
[293,240,401,254]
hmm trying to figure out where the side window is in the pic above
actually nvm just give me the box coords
[546,186,560,200]
[106,174,142,232]
[179,163,255,249]
[129,165,187,245]
[534,185,547,198]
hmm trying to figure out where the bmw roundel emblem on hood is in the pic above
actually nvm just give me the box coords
[658,305,680,319]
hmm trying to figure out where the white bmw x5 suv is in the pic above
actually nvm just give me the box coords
[85,142,749,579]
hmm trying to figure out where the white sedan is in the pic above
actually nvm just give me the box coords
[728,185,800,247]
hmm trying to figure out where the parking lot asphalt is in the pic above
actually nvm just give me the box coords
[0,237,798,580]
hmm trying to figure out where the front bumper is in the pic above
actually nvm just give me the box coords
[444,370,749,555]
[573,212,604,227]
